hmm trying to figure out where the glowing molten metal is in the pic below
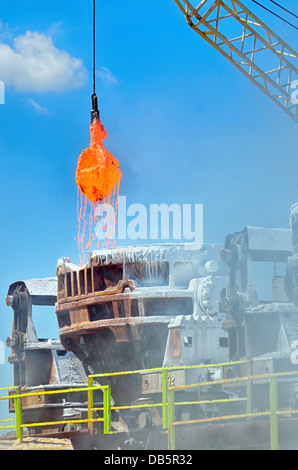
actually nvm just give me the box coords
[76,118,122,203]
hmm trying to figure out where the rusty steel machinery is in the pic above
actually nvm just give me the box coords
[6,278,88,437]
[6,213,298,449]
[55,244,229,411]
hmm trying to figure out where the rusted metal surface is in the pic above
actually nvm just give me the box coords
[6,278,88,436]
[55,243,229,409]
[6,215,298,448]
[142,370,186,395]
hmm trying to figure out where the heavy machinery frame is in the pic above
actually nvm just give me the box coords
[6,278,88,437]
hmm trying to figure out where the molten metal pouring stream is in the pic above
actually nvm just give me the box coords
[76,0,122,263]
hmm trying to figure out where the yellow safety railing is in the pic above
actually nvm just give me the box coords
[1,362,298,449]
[166,368,298,450]
[0,386,20,438]
[88,360,247,433]
[0,384,111,443]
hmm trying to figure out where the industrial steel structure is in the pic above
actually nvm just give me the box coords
[6,278,88,437]
[2,0,298,450]
[174,0,298,121]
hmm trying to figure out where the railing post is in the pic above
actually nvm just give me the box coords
[270,376,279,450]
[162,368,168,429]
[168,388,175,450]
[88,376,94,435]
[246,360,252,419]
[103,386,111,435]
[14,387,23,443]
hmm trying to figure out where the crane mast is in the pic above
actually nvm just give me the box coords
[174,0,298,121]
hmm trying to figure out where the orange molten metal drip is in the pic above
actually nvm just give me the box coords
[76,118,121,265]
[77,187,119,265]
[76,118,122,203]
[75,1,121,264]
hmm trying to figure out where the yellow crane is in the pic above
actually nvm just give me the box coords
[173,0,298,121]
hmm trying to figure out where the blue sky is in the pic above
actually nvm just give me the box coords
[0,0,297,416]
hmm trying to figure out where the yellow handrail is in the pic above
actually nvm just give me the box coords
[166,369,298,450]
[0,383,110,443]
[0,360,297,449]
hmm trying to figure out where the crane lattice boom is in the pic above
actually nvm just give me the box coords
[174,0,298,121]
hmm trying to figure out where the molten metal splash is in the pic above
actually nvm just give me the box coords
[77,185,119,265]
[76,118,121,264]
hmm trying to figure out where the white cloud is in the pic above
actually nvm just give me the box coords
[97,67,118,86]
[0,30,88,93]
[27,98,49,115]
